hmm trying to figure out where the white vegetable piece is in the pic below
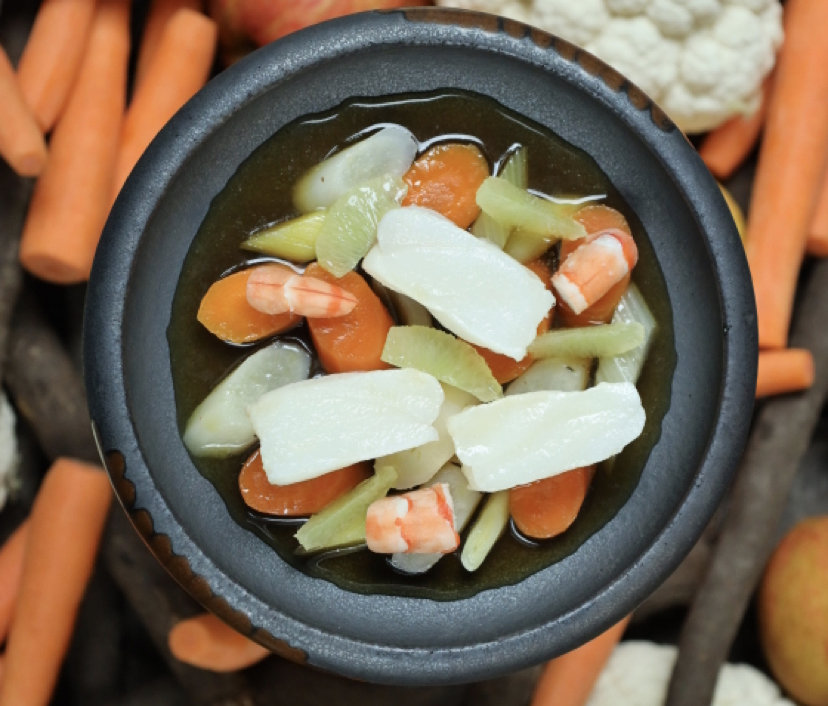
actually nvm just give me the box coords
[506,357,590,396]
[449,382,645,492]
[249,369,444,485]
[595,283,656,385]
[363,206,554,360]
[390,463,482,575]
[0,393,18,512]
[378,383,477,490]
[293,126,418,212]
[183,342,311,458]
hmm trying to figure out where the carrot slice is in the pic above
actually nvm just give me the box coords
[168,613,269,672]
[0,48,47,178]
[134,0,204,90]
[0,521,29,646]
[807,168,828,257]
[239,450,370,516]
[756,348,814,398]
[509,466,594,540]
[472,259,553,384]
[401,143,489,229]
[197,267,301,344]
[304,262,393,373]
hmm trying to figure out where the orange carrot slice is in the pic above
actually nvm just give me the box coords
[756,349,814,398]
[402,143,490,229]
[0,521,29,645]
[304,262,393,373]
[807,168,828,257]
[134,0,204,89]
[0,48,46,177]
[0,458,112,706]
[168,613,269,672]
[239,450,370,516]
[509,466,594,540]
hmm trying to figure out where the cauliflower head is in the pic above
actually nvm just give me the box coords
[436,0,783,133]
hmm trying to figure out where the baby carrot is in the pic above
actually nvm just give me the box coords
[756,348,814,398]
[807,170,828,257]
[304,262,393,373]
[746,0,828,349]
[0,521,29,645]
[197,267,301,344]
[510,466,594,540]
[113,8,217,197]
[402,143,490,229]
[239,450,370,516]
[168,613,269,672]
[134,0,204,89]
[698,76,771,181]
[531,616,630,706]
[0,458,112,706]
[0,48,47,177]
[15,0,97,132]
[19,0,130,285]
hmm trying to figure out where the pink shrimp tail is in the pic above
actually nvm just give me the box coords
[247,264,358,318]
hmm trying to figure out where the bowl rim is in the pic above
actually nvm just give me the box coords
[84,7,757,685]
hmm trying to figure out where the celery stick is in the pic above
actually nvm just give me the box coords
[476,177,587,240]
[503,228,554,263]
[381,326,502,403]
[529,322,645,360]
[294,465,397,552]
[461,491,509,572]
[471,147,528,248]
[506,358,590,396]
[595,284,656,385]
[241,212,326,262]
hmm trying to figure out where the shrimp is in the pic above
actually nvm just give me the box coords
[246,263,358,318]
[551,229,638,315]
[365,483,460,554]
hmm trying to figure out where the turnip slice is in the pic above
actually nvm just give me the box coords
[390,463,482,574]
[293,126,418,213]
[596,284,656,385]
[363,207,555,360]
[182,342,310,458]
[448,382,645,492]
[506,358,590,396]
[249,369,444,485]
[461,491,509,572]
[378,383,477,490]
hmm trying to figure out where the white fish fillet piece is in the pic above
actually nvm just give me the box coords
[249,369,444,485]
[448,382,646,492]
[362,207,555,361]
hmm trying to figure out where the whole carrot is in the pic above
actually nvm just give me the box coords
[113,8,216,197]
[0,48,47,177]
[168,613,270,672]
[19,0,130,285]
[746,0,828,349]
[0,458,112,706]
[16,0,97,132]
[807,171,828,257]
[756,348,814,398]
[531,616,630,706]
[134,0,204,89]
[0,521,29,644]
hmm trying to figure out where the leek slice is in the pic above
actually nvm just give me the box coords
[529,322,645,360]
[460,491,509,572]
[595,284,656,385]
[241,212,325,262]
[471,147,528,248]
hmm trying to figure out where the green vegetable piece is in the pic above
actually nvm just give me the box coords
[315,175,406,278]
[529,322,645,360]
[381,326,502,403]
[241,212,326,262]
[595,284,657,385]
[294,465,397,552]
[460,490,509,572]
[504,228,554,263]
[476,177,587,240]
[471,147,528,249]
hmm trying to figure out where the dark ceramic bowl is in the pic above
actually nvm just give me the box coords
[84,8,757,686]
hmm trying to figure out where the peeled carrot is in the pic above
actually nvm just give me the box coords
[15,0,97,132]
[19,0,130,285]
[168,613,269,672]
[197,267,301,343]
[756,348,814,398]
[134,0,204,89]
[473,259,553,384]
[0,48,47,177]
[402,143,490,229]
[698,76,772,181]
[113,8,217,197]
[746,0,828,349]
[304,262,393,373]
[510,466,594,540]
[807,170,828,257]
[239,450,370,515]
[0,521,29,646]
[0,458,112,706]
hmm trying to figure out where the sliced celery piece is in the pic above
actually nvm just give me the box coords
[503,228,554,263]
[476,177,587,240]
[471,147,528,249]
[595,284,656,385]
[529,322,645,360]
[294,465,397,552]
[315,175,406,278]
[381,326,502,403]
[506,358,590,396]
[461,491,509,572]
[241,212,326,262]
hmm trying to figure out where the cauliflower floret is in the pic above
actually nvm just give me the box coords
[586,641,796,706]
[530,0,609,47]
